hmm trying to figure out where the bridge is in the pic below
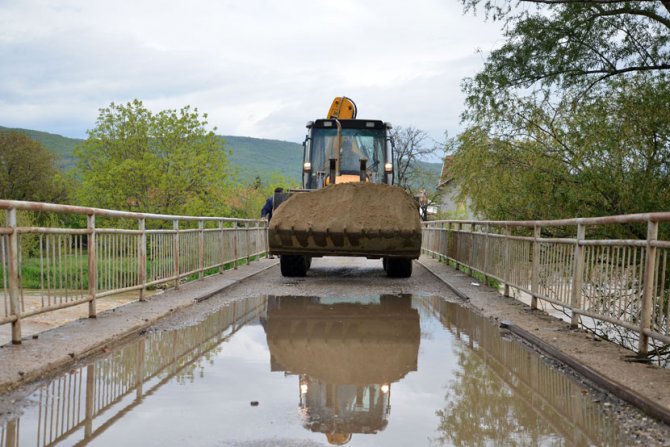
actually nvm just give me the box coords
[0,199,670,444]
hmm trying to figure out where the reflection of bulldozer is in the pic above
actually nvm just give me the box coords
[268,97,422,278]
[262,295,420,445]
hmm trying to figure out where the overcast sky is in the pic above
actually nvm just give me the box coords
[0,0,502,146]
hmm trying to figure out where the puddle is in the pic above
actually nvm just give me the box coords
[0,295,630,446]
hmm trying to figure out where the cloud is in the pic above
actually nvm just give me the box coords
[0,0,502,142]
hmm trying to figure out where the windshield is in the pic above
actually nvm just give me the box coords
[308,127,386,185]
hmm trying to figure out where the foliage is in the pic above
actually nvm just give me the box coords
[0,126,81,170]
[461,0,670,120]
[227,174,299,219]
[75,100,232,216]
[450,75,670,231]
[0,131,69,203]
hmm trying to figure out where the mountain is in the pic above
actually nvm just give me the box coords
[220,135,303,183]
[0,126,441,186]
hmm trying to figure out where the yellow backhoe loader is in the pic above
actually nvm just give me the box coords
[268,97,422,277]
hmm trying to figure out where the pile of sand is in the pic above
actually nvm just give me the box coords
[269,183,422,256]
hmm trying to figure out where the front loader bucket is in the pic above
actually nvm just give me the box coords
[268,183,422,258]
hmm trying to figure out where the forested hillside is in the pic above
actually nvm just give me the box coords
[0,126,441,185]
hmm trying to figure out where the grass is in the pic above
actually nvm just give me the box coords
[6,253,268,290]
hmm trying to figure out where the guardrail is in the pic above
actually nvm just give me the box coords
[0,200,268,344]
[421,213,670,357]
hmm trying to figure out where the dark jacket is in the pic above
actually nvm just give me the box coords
[261,197,274,220]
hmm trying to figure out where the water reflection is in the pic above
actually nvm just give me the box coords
[0,295,631,446]
[262,296,420,444]
[420,297,624,446]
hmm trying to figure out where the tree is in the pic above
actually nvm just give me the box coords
[461,1,670,120]
[227,173,299,219]
[392,126,441,191]
[0,131,68,202]
[449,75,670,231]
[75,100,232,216]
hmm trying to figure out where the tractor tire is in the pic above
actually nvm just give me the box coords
[280,255,308,277]
[385,258,412,278]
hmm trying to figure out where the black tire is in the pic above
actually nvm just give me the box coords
[385,258,412,278]
[382,257,388,272]
[305,256,312,270]
[280,255,308,277]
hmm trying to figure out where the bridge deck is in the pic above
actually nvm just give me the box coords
[0,256,669,430]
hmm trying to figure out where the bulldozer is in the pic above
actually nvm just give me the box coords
[268,97,422,278]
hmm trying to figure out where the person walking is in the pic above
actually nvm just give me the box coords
[261,187,283,258]
[261,187,283,222]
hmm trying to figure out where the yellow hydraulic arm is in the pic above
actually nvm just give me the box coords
[327,97,357,119]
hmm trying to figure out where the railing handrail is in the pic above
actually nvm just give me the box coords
[0,199,261,223]
[424,211,670,228]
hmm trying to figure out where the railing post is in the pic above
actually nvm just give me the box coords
[219,221,225,274]
[483,224,490,285]
[531,225,541,310]
[87,214,97,318]
[442,222,448,261]
[265,219,270,258]
[233,221,239,270]
[138,218,146,301]
[468,223,474,275]
[5,417,18,447]
[503,226,511,297]
[6,208,21,344]
[570,224,586,328]
[246,222,251,265]
[639,220,658,355]
[173,219,180,289]
[456,222,463,271]
[198,220,204,279]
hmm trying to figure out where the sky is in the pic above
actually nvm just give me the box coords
[0,0,502,147]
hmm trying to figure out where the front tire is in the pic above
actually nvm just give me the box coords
[280,255,308,277]
[385,258,412,278]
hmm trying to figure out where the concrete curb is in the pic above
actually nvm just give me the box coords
[0,260,278,394]
[417,257,670,426]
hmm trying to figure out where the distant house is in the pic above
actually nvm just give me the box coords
[436,156,474,219]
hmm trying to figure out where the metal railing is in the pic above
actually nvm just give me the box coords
[422,213,670,357]
[0,200,268,344]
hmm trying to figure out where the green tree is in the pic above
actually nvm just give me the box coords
[0,131,68,202]
[461,1,670,120]
[75,100,232,216]
[449,75,670,229]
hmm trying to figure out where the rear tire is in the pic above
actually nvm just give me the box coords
[280,255,308,277]
[385,258,412,278]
